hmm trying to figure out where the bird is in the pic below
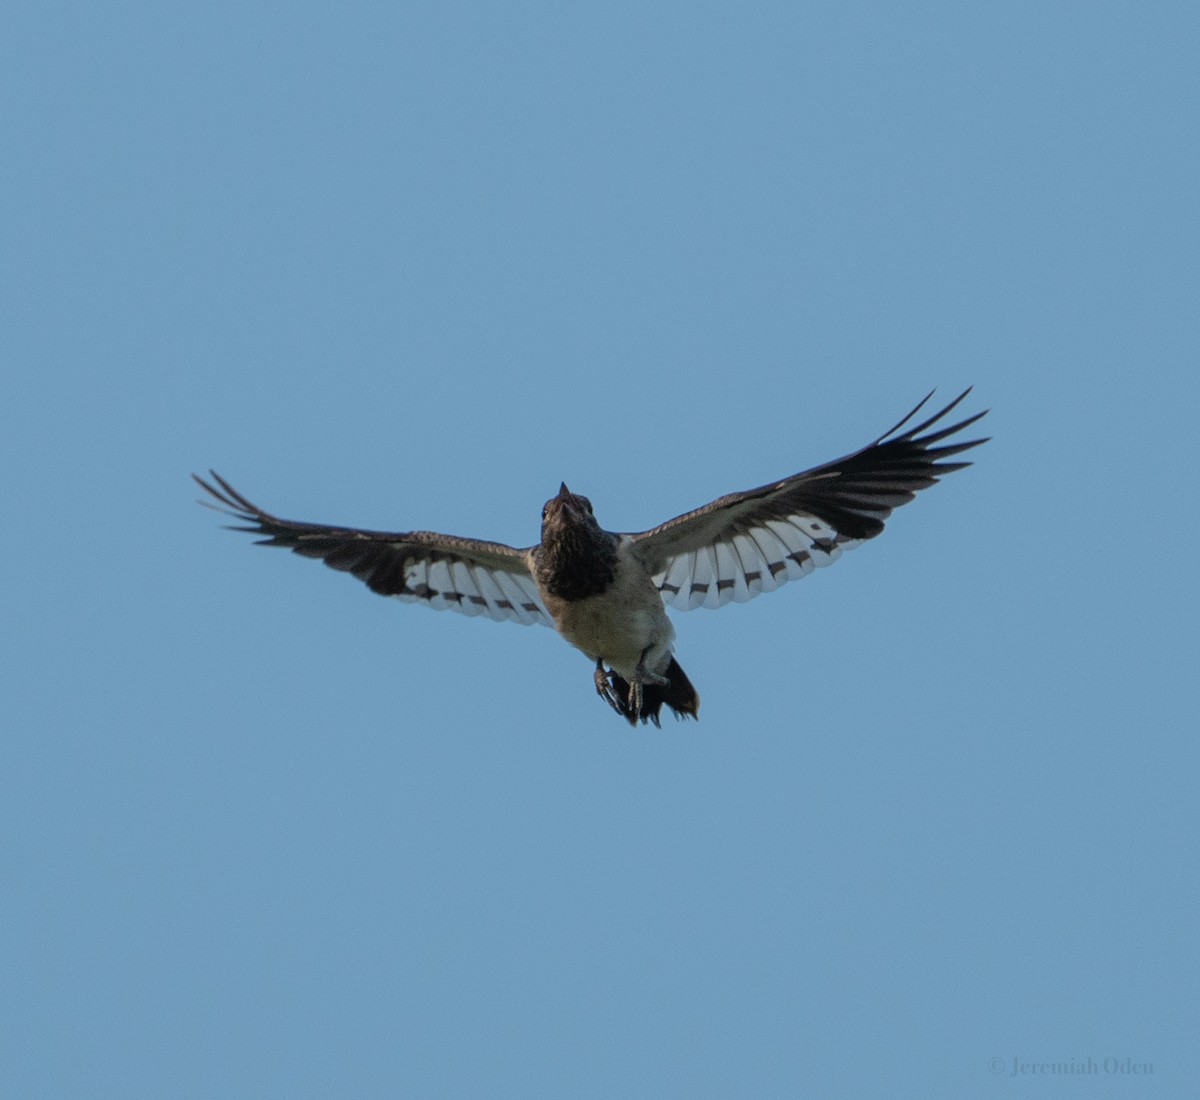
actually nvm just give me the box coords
[194,389,987,726]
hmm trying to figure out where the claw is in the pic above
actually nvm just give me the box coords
[628,679,643,718]
[624,645,670,722]
[594,660,624,715]
[594,651,669,724]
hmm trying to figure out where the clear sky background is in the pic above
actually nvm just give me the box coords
[3,3,1197,1097]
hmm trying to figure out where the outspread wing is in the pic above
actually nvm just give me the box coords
[630,389,988,611]
[193,472,550,627]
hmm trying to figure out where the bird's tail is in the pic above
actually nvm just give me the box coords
[610,658,699,727]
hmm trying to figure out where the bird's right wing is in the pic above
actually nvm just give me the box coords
[194,472,550,626]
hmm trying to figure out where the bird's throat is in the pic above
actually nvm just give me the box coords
[536,526,618,601]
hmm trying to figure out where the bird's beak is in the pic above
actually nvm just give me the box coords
[557,482,571,500]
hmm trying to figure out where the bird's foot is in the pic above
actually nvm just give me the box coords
[627,648,669,719]
[594,660,624,715]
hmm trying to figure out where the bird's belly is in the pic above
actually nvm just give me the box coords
[555,590,674,679]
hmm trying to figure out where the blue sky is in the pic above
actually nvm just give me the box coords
[3,3,1197,1097]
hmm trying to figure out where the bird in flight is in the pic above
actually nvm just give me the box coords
[195,389,987,726]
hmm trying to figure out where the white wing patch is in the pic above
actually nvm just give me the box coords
[395,555,551,626]
[653,512,862,611]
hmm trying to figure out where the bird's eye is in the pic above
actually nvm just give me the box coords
[541,504,549,520]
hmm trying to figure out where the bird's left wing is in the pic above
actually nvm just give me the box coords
[194,472,550,626]
[629,389,988,611]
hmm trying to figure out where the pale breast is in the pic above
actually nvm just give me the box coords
[543,538,675,677]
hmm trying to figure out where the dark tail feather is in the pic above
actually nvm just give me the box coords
[608,658,700,727]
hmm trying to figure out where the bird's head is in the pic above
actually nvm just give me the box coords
[540,482,598,540]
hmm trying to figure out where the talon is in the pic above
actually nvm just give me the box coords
[594,660,624,715]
